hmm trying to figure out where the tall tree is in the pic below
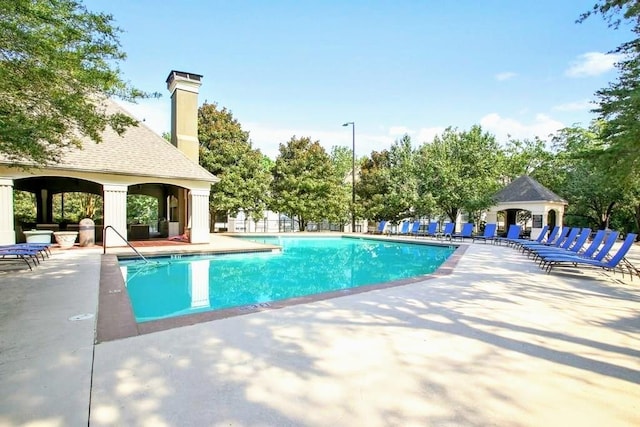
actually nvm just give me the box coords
[578,0,640,177]
[0,0,148,164]
[356,135,418,223]
[552,123,629,230]
[356,149,392,222]
[499,137,558,189]
[198,102,271,226]
[270,136,341,231]
[328,146,353,227]
[416,125,501,224]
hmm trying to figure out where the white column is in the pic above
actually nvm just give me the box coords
[556,205,565,230]
[0,178,16,245]
[103,184,128,247]
[484,210,498,224]
[189,189,210,243]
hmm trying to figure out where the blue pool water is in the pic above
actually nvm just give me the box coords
[120,236,455,323]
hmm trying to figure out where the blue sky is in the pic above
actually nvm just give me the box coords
[98,0,632,158]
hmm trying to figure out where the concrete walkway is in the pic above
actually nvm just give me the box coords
[1,235,639,426]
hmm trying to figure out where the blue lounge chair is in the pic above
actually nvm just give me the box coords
[472,223,497,244]
[417,222,438,238]
[529,228,591,260]
[439,222,455,240]
[540,230,619,268]
[494,224,521,245]
[2,243,51,260]
[409,221,421,236]
[451,223,474,241]
[537,229,606,265]
[396,221,411,235]
[543,233,637,277]
[373,220,388,234]
[0,247,42,271]
[513,225,557,248]
[524,227,580,253]
[509,225,550,248]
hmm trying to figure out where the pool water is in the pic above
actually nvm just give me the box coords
[120,236,455,323]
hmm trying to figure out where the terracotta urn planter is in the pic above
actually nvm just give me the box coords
[53,231,78,249]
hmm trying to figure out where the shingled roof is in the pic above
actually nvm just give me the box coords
[1,99,217,183]
[494,175,566,203]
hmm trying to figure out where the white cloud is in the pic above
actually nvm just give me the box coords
[388,126,414,136]
[480,113,565,143]
[565,52,623,78]
[552,100,593,112]
[495,71,517,81]
[416,126,446,143]
[115,98,170,136]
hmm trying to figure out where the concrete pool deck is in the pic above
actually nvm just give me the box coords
[0,233,639,426]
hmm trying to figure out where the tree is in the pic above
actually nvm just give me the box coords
[578,0,640,178]
[197,102,271,227]
[499,137,558,189]
[126,194,157,226]
[13,190,36,223]
[53,192,102,222]
[0,0,149,164]
[356,135,418,223]
[328,146,353,227]
[416,125,501,225]
[356,149,392,222]
[270,136,341,231]
[552,123,628,229]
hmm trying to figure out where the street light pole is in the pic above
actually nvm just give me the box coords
[342,121,356,233]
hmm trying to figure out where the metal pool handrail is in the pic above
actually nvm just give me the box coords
[103,225,151,263]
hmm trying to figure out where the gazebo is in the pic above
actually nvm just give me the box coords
[484,175,567,240]
[0,70,218,247]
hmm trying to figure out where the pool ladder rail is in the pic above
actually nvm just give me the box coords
[103,225,152,264]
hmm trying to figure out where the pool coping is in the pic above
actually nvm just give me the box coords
[96,239,468,343]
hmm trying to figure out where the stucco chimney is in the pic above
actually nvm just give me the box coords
[166,70,203,163]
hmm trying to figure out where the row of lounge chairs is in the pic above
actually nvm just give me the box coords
[497,224,639,279]
[374,220,492,242]
[0,243,52,271]
[373,220,639,279]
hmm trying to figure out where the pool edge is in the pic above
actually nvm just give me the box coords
[96,242,468,343]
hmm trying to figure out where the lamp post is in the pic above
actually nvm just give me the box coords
[342,121,356,233]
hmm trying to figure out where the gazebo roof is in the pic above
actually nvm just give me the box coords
[494,175,566,204]
[0,98,217,183]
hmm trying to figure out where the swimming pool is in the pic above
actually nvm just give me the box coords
[120,236,456,323]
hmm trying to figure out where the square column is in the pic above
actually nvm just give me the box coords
[189,189,210,243]
[103,184,128,247]
[0,178,15,245]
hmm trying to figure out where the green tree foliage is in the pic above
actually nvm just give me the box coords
[385,135,418,222]
[578,0,640,177]
[197,102,271,223]
[416,125,501,224]
[328,146,352,225]
[552,123,629,229]
[357,149,392,222]
[356,135,418,223]
[271,136,342,230]
[500,137,558,189]
[51,192,102,223]
[0,0,148,164]
[126,194,157,226]
[13,190,36,223]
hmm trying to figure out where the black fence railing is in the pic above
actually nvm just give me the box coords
[225,219,363,233]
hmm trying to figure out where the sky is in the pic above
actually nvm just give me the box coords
[96,0,634,158]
